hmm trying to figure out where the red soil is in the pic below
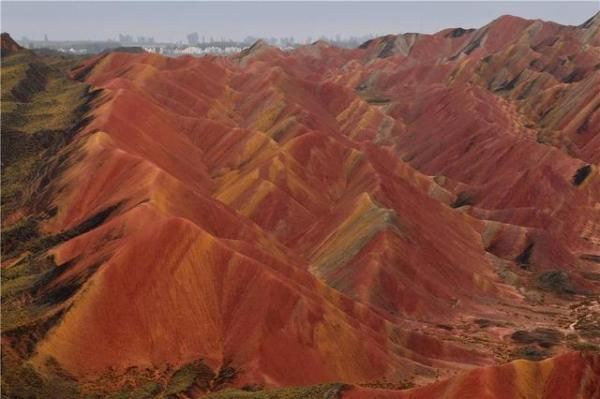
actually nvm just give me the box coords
[9,13,599,395]
[345,352,600,399]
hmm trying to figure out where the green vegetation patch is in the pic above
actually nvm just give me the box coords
[108,381,162,399]
[510,346,550,361]
[1,349,80,399]
[164,363,207,396]
[510,328,563,348]
[203,383,350,399]
[568,341,600,353]
[534,271,577,295]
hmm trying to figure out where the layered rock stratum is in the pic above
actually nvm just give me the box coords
[1,13,599,399]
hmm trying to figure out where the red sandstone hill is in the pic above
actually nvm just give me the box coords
[1,13,599,398]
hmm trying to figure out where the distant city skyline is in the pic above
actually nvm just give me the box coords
[2,1,598,42]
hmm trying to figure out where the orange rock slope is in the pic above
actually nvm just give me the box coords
[345,352,600,399]
[3,13,600,398]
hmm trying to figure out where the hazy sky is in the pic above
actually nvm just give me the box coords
[2,1,598,42]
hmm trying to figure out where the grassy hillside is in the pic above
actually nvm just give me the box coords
[1,42,99,398]
[1,47,89,220]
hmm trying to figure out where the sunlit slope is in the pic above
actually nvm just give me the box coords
[30,50,494,384]
[345,352,600,399]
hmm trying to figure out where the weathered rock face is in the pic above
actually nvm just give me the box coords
[1,13,599,398]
